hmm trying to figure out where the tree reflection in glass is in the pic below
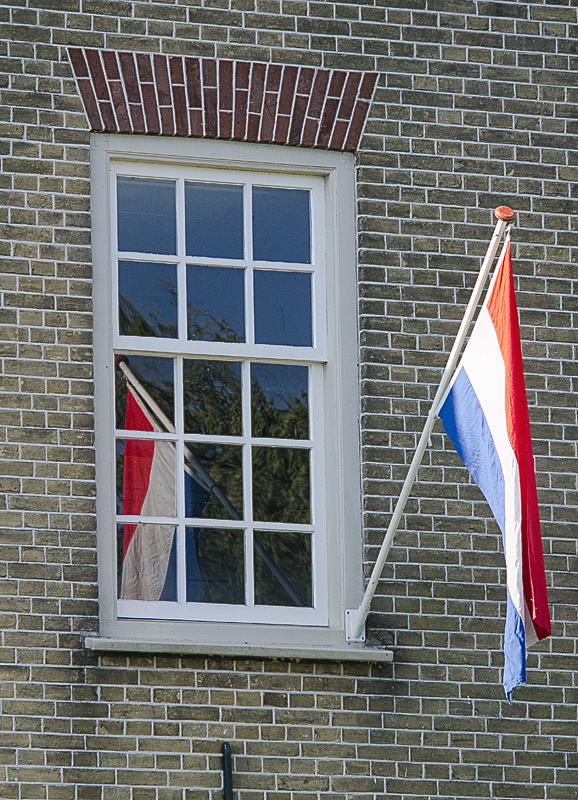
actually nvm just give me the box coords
[185,444,243,521]
[254,530,312,607]
[186,527,245,604]
[251,363,308,440]
[252,446,310,524]
[183,359,242,437]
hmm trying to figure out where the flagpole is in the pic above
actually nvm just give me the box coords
[345,206,515,643]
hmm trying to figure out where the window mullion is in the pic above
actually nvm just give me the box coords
[177,177,187,342]
[241,359,254,607]
[176,179,187,605]
[244,181,254,347]
[174,356,186,604]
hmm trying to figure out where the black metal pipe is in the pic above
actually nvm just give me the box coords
[221,741,233,800]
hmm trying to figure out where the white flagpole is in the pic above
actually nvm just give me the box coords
[346,206,515,643]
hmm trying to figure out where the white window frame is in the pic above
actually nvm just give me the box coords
[91,134,364,654]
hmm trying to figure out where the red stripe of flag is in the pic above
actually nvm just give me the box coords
[122,389,155,556]
[486,241,551,641]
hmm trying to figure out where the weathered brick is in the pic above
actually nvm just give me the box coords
[0,3,577,798]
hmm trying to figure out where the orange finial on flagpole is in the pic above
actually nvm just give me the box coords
[495,206,515,222]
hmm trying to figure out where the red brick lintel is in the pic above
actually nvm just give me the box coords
[68,48,378,152]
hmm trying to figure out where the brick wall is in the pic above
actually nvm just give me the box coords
[1,1,577,798]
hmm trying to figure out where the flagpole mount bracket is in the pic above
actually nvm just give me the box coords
[345,608,366,643]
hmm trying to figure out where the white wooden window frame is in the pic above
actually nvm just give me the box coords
[92,134,363,652]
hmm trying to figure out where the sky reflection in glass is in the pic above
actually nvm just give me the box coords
[252,187,311,264]
[118,261,178,338]
[254,270,312,346]
[186,182,244,260]
[117,176,176,255]
[187,265,245,342]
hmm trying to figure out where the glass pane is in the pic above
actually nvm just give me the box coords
[185,182,244,259]
[117,176,176,256]
[254,270,312,346]
[252,446,310,524]
[187,265,245,342]
[183,359,242,436]
[186,527,245,604]
[116,438,176,518]
[184,444,243,521]
[251,363,308,440]
[117,523,177,601]
[252,186,311,264]
[116,355,174,431]
[119,261,178,338]
[254,530,312,607]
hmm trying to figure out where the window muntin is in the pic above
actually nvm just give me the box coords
[111,163,327,625]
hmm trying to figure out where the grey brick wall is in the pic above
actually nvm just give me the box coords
[1,1,577,798]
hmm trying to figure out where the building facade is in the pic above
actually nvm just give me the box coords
[1,0,577,798]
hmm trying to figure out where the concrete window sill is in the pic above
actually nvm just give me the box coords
[84,637,393,663]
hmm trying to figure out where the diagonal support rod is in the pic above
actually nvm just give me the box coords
[346,206,515,643]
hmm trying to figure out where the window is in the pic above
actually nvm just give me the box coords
[92,135,363,653]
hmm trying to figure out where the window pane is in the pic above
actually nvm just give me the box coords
[186,527,245,604]
[251,363,308,440]
[117,176,176,255]
[183,359,242,436]
[185,444,243,521]
[119,261,178,338]
[252,446,310,524]
[187,265,245,342]
[254,530,312,607]
[185,182,244,259]
[117,523,177,601]
[116,355,174,431]
[252,186,311,264]
[254,270,312,346]
[116,438,176,517]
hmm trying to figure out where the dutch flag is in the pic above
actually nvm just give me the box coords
[438,237,551,699]
[120,387,210,603]
[120,388,178,602]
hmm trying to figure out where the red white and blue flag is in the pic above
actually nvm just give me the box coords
[121,388,178,601]
[438,238,551,698]
[120,385,209,603]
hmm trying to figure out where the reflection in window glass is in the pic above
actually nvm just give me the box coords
[254,270,312,346]
[252,446,310,524]
[187,265,245,342]
[251,363,308,439]
[185,444,243,520]
[186,182,244,260]
[116,438,176,518]
[184,359,242,436]
[117,176,176,255]
[119,261,178,338]
[254,530,312,607]
[186,527,245,604]
[115,355,174,431]
[117,523,177,602]
[252,186,311,264]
